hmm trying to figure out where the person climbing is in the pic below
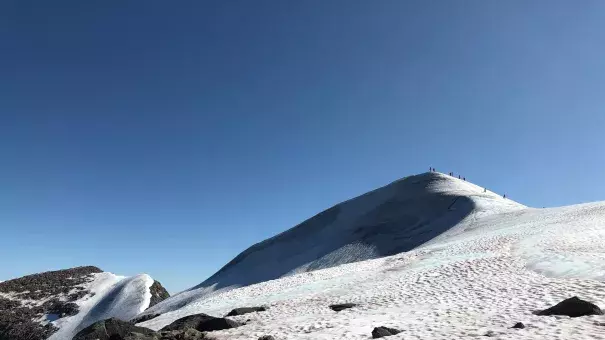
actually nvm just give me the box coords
[503,194,506,199]
[458,175,461,179]
[463,177,465,181]
[484,188,486,193]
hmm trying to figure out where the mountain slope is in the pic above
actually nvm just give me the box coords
[0,266,169,340]
[147,172,525,315]
[138,179,605,340]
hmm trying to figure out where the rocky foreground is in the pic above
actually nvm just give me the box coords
[74,297,603,340]
[0,266,169,340]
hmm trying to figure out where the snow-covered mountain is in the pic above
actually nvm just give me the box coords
[146,172,524,315]
[136,172,605,340]
[7,171,605,340]
[0,266,169,340]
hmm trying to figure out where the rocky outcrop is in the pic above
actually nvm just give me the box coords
[536,297,603,317]
[226,306,267,316]
[73,318,155,340]
[371,326,401,338]
[160,313,241,332]
[148,281,170,308]
[0,266,102,340]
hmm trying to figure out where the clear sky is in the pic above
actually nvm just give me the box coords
[1,1,604,293]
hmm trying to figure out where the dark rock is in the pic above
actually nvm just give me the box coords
[329,303,357,312]
[131,313,161,324]
[371,326,401,338]
[226,306,267,316]
[484,330,496,337]
[148,280,170,308]
[160,313,241,332]
[512,322,525,329]
[73,318,155,340]
[156,328,207,340]
[535,296,603,317]
[258,336,275,340]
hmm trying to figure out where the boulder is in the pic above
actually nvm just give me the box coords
[160,313,241,332]
[329,303,357,312]
[258,336,276,340]
[226,306,267,316]
[511,322,525,329]
[536,297,603,317]
[73,318,155,340]
[371,326,401,338]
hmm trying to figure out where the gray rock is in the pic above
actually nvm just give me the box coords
[160,313,241,332]
[329,303,357,312]
[512,322,525,329]
[226,306,267,316]
[158,328,207,340]
[372,326,401,338]
[73,318,155,340]
[258,336,275,340]
[536,296,603,317]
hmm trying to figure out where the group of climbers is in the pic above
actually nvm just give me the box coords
[429,167,508,199]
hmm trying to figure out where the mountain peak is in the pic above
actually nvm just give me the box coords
[149,172,524,314]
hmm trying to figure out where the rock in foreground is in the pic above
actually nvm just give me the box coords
[329,303,357,312]
[372,326,401,338]
[536,297,603,317]
[160,313,241,332]
[73,318,155,340]
[226,306,267,316]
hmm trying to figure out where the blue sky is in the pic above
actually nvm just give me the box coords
[1,1,604,293]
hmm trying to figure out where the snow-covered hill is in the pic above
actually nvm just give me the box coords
[146,172,524,315]
[136,172,605,339]
[0,266,169,340]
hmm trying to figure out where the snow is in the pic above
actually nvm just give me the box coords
[139,173,605,339]
[48,273,154,340]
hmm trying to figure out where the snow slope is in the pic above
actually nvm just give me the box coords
[139,173,605,339]
[48,273,154,340]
